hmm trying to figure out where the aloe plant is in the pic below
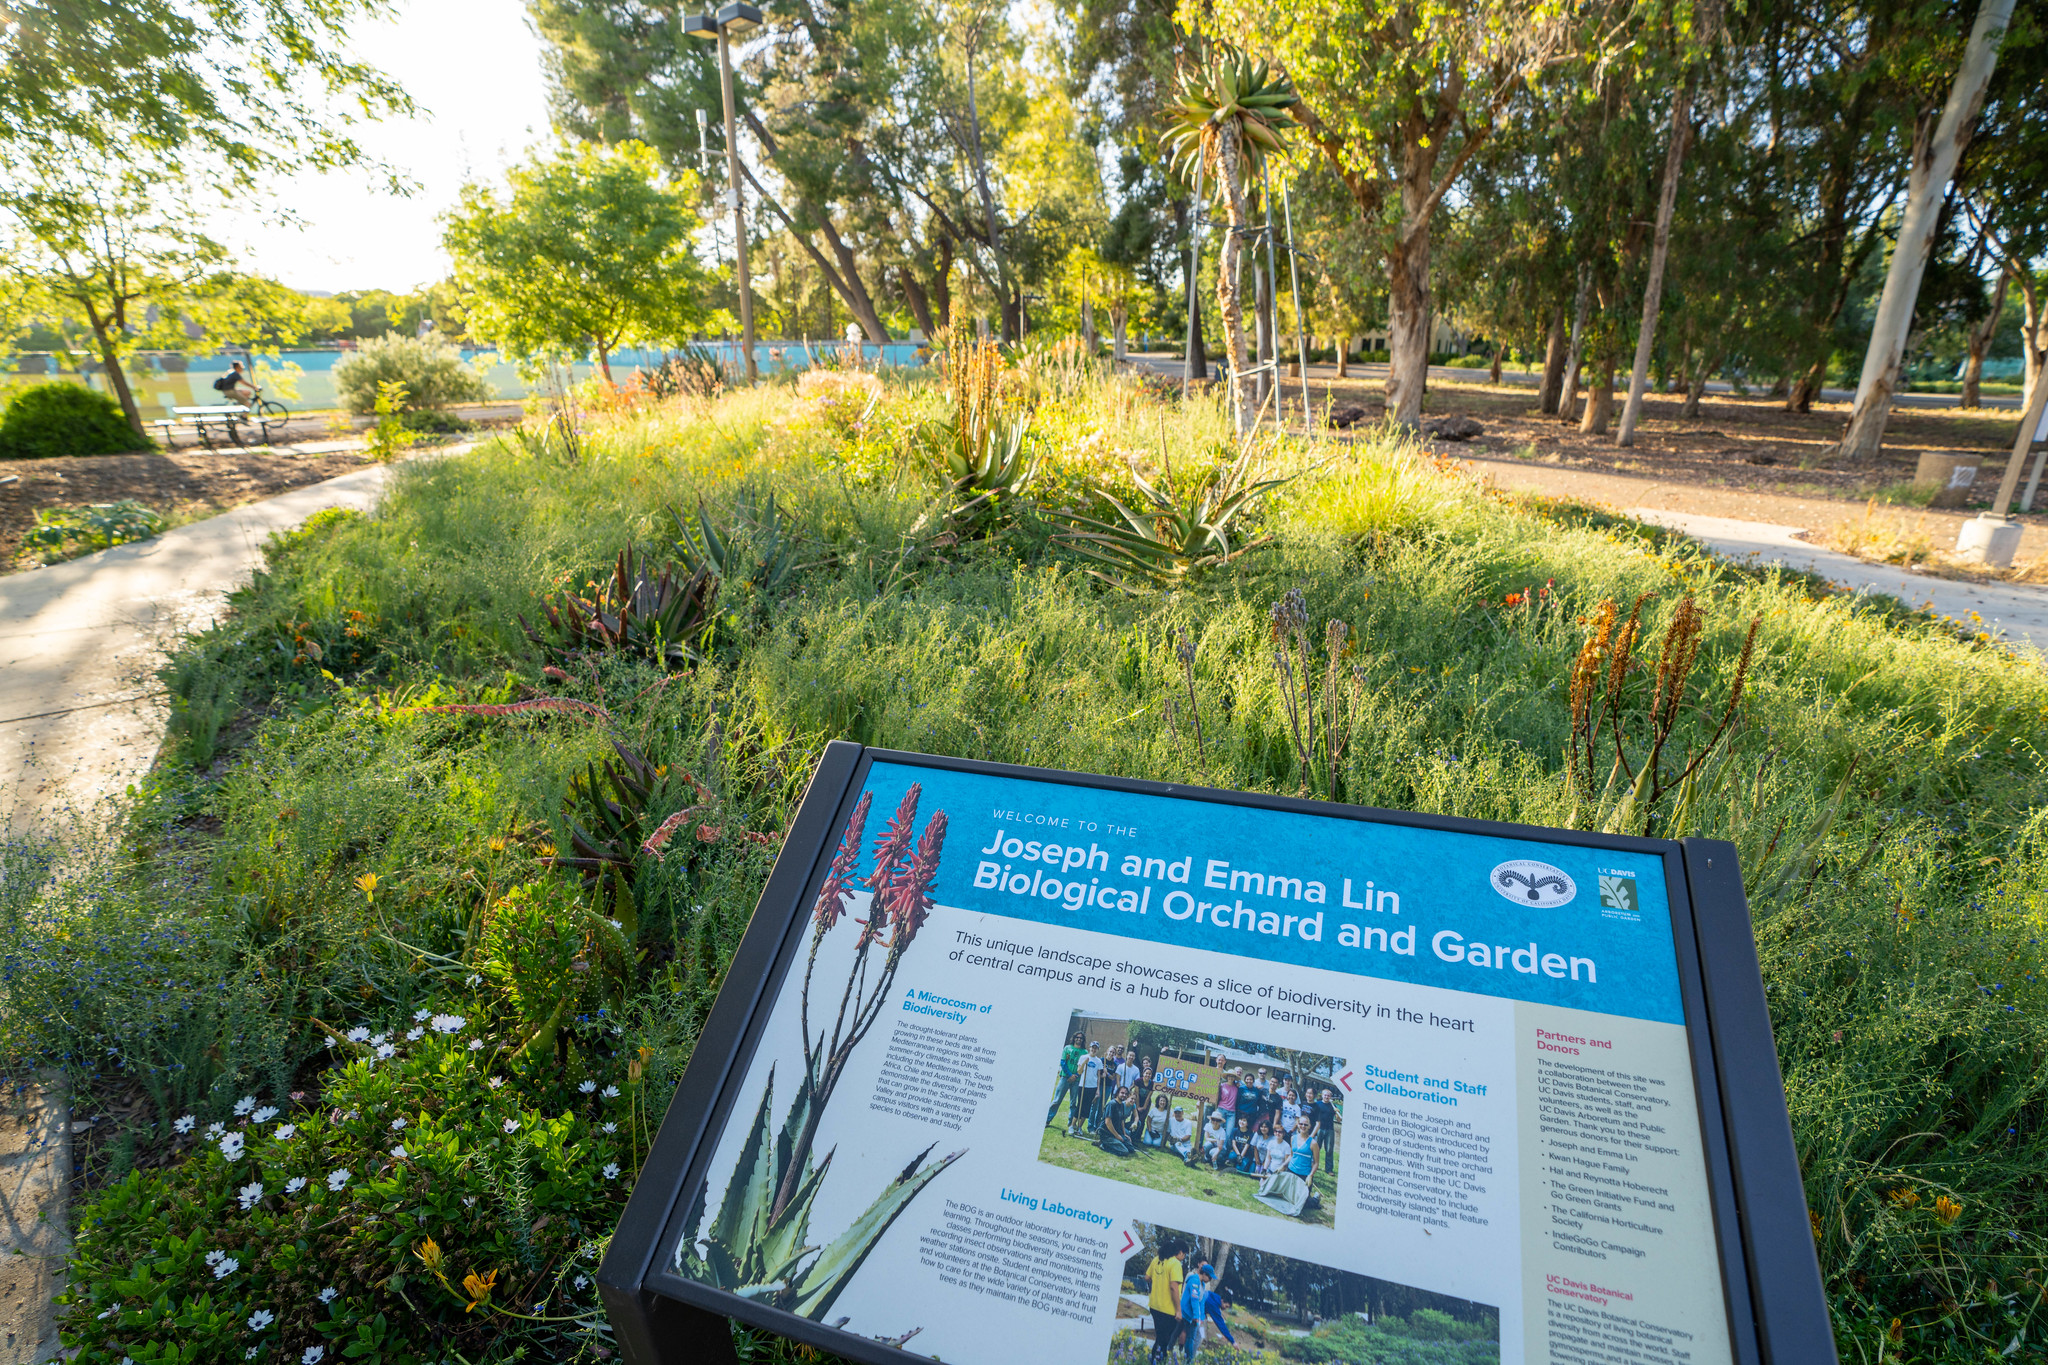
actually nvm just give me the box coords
[1054,439,1290,589]
[913,337,1037,534]
[679,784,960,1332]
[520,548,717,669]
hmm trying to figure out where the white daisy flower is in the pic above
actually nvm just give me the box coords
[390,1117,407,1131]
[413,1009,431,1022]
[370,1033,388,1047]
[327,1169,351,1191]
[233,1096,256,1116]
[431,1014,465,1034]
[466,973,481,987]
[575,1274,589,1289]
[286,1176,307,1194]
[503,1118,520,1133]
[304,1349,327,1364]
[601,1122,616,1134]
[608,918,623,930]
[602,1085,620,1099]
[346,1027,370,1043]
[375,1042,396,1060]
[462,1196,476,1207]
[172,1114,195,1134]
[318,1287,338,1304]
[487,1076,505,1089]
[325,1035,338,1048]
[579,1080,596,1094]
[237,1181,264,1211]
[275,1124,297,1141]
[204,1250,226,1266]
[406,1028,423,1042]
[213,1256,239,1278]
[390,1145,406,1160]
[603,1162,620,1179]
[218,1132,246,1161]
[245,1349,259,1360]
[206,1122,225,1140]
[248,1308,274,1330]
[467,1038,484,1051]
[252,1106,278,1124]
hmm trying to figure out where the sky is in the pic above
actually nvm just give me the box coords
[217,0,557,295]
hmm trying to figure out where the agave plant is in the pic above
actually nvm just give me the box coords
[679,785,960,1331]
[548,739,668,925]
[671,492,807,596]
[1161,42,1298,426]
[521,548,717,669]
[1054,439,1291,589]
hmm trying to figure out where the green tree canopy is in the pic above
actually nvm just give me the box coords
[442,141,708,381]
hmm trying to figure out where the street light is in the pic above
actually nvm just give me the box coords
[687,2,763,383]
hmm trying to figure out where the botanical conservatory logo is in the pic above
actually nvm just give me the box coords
[1489,859,1576,908]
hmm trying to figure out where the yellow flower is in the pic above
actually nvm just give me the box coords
[355,873,378,900]
[1934,1195,1962,1225]
[462,1267,498,1311]
[487,836,507,853]
[1887,1187,1920,1209]
[414,1237,445,1275]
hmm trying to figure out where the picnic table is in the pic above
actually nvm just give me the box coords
[154,404,281,450]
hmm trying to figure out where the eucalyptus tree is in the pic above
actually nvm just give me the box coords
[1206,0,1587,426]
[1161,43,1299,424]
[1839,0,2017,462]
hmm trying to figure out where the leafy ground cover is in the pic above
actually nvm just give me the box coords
[4,351,2046,1364]
[1034,1126,1341,1229]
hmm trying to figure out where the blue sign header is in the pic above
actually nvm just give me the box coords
[855,761,1688,1025]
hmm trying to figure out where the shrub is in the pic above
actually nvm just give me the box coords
[333,333,493,414]
[0,382,146,458]
[57,1014,635,1363]
[20,499,168,559]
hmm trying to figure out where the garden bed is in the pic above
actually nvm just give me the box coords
[5,360,2045,1363]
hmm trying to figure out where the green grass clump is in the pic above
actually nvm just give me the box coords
[6,365,2047,1364]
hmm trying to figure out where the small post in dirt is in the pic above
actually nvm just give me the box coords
[1956,376,2048,566]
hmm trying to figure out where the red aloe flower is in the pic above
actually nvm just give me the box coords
[885,811,947,959]
[864,784,923,943]
[812,792,871,936]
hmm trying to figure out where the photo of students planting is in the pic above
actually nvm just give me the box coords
[1108,1222,1498,1364]
[1042,1014,1343,1226]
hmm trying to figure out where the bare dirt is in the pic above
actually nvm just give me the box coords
[1315,374,2040,512]
[0,444,386,569]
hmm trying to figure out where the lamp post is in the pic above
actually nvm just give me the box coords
[686,2,761,384]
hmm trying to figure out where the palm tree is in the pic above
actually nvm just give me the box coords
[1163,42,1299,428]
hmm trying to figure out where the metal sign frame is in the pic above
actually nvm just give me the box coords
[598,741,1835,1365]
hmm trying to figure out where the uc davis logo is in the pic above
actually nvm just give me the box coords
[1598,872,1640,912]
[1490,859,1576,907]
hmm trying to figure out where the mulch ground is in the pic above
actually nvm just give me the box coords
[0,445,384,568]
[1316,375,2033,508]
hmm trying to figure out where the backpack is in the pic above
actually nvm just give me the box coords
[212,373,237,393]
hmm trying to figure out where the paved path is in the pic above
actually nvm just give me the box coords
[0,457,413,836]
[1450,453,2048,655]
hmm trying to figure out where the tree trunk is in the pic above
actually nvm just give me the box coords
[1539,308,1567,414]
[1840,0,2014,461]
[1684,349,1720,418]
[1960,264,2011,408]
[1335,334,1349,379]
[1111,297,1128,362]
[1081,285,1096,352]
[898,269,936,339]
[1215,125,1257,426]
[2020,266,2046,409]
[596,339,614,384]
[1254,245,1273,407]
[1489,341,1503,385]
[1619,84,1694,447]
[1384,222,1430,426]
[81,308,143,437]
[1580,349,1615,435]
[1561,264,1592,421]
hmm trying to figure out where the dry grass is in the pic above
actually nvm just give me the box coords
[1815,500,2048,583]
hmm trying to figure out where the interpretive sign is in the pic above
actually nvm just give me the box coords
[600,744,1834,1365]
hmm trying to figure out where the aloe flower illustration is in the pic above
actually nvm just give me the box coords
[683,782,957,1332]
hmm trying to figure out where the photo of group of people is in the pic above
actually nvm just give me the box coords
[1039,1012,1345,1226]
[1109,1222,1501,1364]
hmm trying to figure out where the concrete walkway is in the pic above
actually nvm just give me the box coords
[1622,508,2048,655]
[0,457,413,835]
